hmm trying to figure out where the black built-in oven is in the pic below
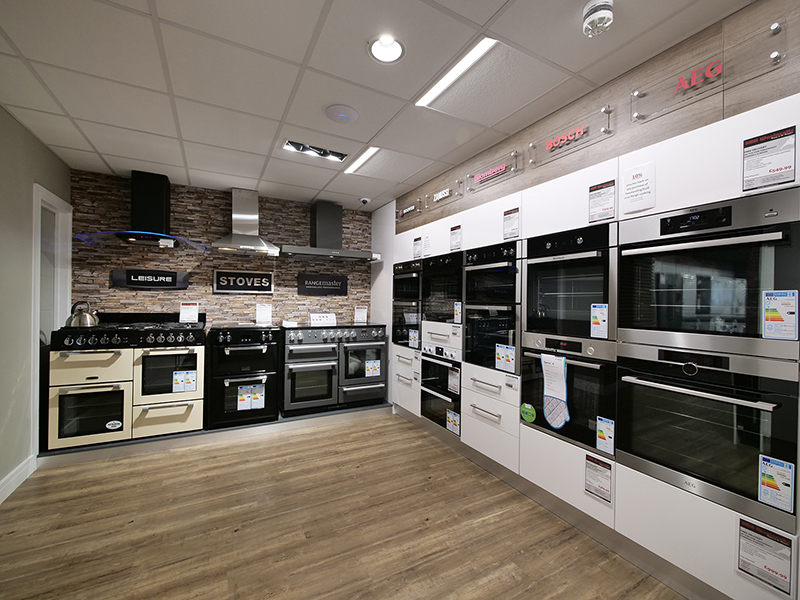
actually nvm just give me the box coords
[422,252,463,324]
[524,223,617,361]
[393,260,422,348]
[618,188,800,360]
[617,343,798,533]
[464,241,522,373]
[421,353,461,436]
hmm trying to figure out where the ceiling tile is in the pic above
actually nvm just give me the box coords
[374,182,415,201]
[401,160,454,187]
[188,170,258,191]
[162,24,299,119]
[78,120,184,165]
[429,0,509,25]
[312,189,372,211]
[50,146,112,174]
[7,106,92,149]
[371,106,486,160]
[354,149,432,182]
[184,142,266,178]
[176,99,279,155]
[286,70,406,142]
[275,124,367,171]
[263,157,339,189]
[155,0,326,63]
[492,77,595,135]
[105,156,189,186]
[34,64,176,136]
[310,0,478,100]
[108,0,150,13]
[0,0,167,91]
[0,55,62,112]
[324,172,394,198]
[489,0,695,74]
[438,128,507,165]
[257,180,318,202]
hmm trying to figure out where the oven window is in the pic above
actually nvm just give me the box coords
[421,390,460,435]
[421,359,460,400]
[393,275,420,301]
[142,354,197,395]
[464,307,516,370]
[526,254,607,338]
[59,389,125,438]
[290,370,334,404]
[422,270,462,323]
[343,348,383,380]
[223,382,267,413]
[392,303,419,347]
[466,265,518,305]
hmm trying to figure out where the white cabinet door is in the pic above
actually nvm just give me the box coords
[421,214,462,258]
[393,227,423,264]
[462,389,519,438]
[461,362,520,407]
[521,158,618,238]
[616,465,797,600]
[519,425,614,529]
[391,360,420,417]
[462,191,522,250]
[462,390,520,473]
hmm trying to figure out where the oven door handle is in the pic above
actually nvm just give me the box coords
[464,305,514,312]
[526,250,601,264]
[394,273,419,279]
[224,375,268,387]
[523,352,603,370]
[343,341,386,349]
[59,350,123,358]
[59,384,121,394]
[142,401,195,412]
[224,345,272,355]
[421,387,454,403]
[287,361,338,371]
[393,301,418,307]
[422,356,457,369]
[342,383,385,392]
[620,231,784,256]
[620,376,779,412]
[287,344,338,352]
[142,347,197,355]
[470,403,502,420]
[465,261,515,271]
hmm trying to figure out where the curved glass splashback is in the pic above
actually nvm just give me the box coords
[75,231,207,254]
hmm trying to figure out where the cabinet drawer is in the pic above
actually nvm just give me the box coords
[50,349,133,386]
[462,389,519,438]
[391,362,420,416]
[132,399,203,439]
[461,412,519,473]
[392,345,419,368]
[462,362,520,406]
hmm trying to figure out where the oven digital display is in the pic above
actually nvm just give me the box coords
[660,206,731,235]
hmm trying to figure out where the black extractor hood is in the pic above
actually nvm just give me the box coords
[281,201,380,261]
[75,171,207,253]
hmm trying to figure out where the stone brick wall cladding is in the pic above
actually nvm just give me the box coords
[70,171,373,327]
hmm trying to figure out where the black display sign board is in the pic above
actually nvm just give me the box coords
[213,270,274,294]
[111,269,188,290]
[298,274,347,296]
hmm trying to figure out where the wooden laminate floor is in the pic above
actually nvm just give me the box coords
[0,415,684,600]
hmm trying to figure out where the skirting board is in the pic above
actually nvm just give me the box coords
[393,405,732,600]
[0,455,37,505]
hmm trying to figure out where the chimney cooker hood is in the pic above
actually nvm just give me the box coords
[212,188,280,256]
[281,201,379,261]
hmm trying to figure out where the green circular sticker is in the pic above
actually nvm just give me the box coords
[520,403,536,423]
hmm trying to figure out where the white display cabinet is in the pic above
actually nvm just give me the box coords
[390,345,420,417]
[461,191,522,250]
[393,226,423,264]
[420,213,462,258]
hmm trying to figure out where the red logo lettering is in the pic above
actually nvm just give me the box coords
[674,59,722,95]
[546,126,586,151]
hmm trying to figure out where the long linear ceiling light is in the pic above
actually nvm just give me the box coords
[345,147,380,174]
[283,139,347,162]
[416,37,498,107]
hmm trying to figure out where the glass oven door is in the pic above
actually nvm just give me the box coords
[48,382,133,449]
[339,341,386,386]
[392,301,420,348]
[465,262,520,306]
[422,268,462,323]
[206,373,278,428]
[420,354,461,434]
[133,347,204,405]
[393,272,421,301]
[284,361,338,412]
[210,343,277,375]
[464,305,518,371]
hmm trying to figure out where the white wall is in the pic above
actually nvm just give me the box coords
[370,200,395,328]
[0,107,70,501]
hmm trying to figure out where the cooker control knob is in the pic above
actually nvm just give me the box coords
[577,237,583,245]
[88,335,98,346]
[145,334,154,344]
[111,335,121,345]
[166,334,175,344]
[100,335,109,345]
[218,333,224,343]
[176,334,185,343]
[288,333,296,343]
[156,334,166,344]
[63,336,73,347]
[545,242,551,249]
[268,332,273,342]
[261,332,267,342]
[186,333,195,343]
[76,335,86,347]
[225,333,232,342]
[586,346,595,356]
[297,333,304,342]
[372,329,377,338]
[336,331,342,340]
[343,331,350,339]
[321,331,328,339]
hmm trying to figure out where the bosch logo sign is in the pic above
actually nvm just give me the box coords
[475,163,506,184]
[547,126,585,151]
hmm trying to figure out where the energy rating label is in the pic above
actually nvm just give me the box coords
[763,291,797,340]
[759,455,794,513]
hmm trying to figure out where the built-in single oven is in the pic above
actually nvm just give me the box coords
[393,260,422,348]
[464,241,523,372]
[617,343,798,533]
[421,353,461,435]
[133,346,205,405]
[422,252,463,324]
[520,350,616,457]
[523,223,617,361]
[618,189,800,360]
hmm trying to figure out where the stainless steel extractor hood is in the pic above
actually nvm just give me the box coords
[281,201,379,261]
[212,188,280,256]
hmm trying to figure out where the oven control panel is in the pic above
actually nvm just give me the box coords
[421,343,461,362]
[285,326,386,344]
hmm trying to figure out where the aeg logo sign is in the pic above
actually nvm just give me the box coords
[674,59,722,95]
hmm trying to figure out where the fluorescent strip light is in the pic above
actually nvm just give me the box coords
[416,37,498,107]
[345,147,379,174]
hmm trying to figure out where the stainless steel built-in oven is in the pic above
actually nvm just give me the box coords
[422,252,463,324]
[617,343,798,532]
[393,260,422,348]
[524,223,617,361]
[421,353,461,435]
[520,350,616,457]
[618,189,800,360]
[464,241,522,372]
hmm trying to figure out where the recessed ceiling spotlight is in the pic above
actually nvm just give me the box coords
[283,140,347,162]
[416,37,498,107]
[368,34,405,64]
[583,0,613,38]
[325,104,359,123]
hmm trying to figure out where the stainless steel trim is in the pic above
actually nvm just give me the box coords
[58,350,122,358]
[287,361,338,371]
[526,250,600,265]
[470,403,501,420]
[343,341,386,349]
[142,347,196,355]
[393,301,418,307]
[617,451,795,533]
[394,272,419,279]
[396,374,413,383]
[470,377,502,391]
[142,401,195,412]
[396,355,413,364]
[224,374,268,387]
[621,375,778,411]
[520,335,618,361]
[523,352,604,370]
[421,355,457,369]
[287,344,338,352]
[465,261,514,271]
[620,231,784,256]
[464,304,514,312]
[421,387,453,403]
[59,384,122,394]
[342,383,386,392]
[224,345,270,355]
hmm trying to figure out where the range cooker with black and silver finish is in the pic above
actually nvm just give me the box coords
[283,324,387,415]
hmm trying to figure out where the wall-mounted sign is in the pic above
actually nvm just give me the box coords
[213,270,274,294]
[467,153,520,193]
[298,274,347,296]
[622,162,656,214]
[673,58,722,95]
[743,126,796,192]
[503,207,520,240]
[112,269,188,290]
[398,204,417,218]
[546,125,586,151]
[529,108,611,168]
[433,188,451,202]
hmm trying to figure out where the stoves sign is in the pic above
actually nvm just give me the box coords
[213,270,274,294]
[112,269,188,290]
[298,274,347,296]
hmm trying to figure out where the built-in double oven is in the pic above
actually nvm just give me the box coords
[393,260,422,349]
[616,188,800,532]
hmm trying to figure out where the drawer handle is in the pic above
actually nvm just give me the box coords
[470,403,501,420]
[397,355,413,364]
[470,377,502,391]
[142,401,195,412]
[59,350,123,358]
[430,332,450,339]
[59,384,121,394]
[396,374,412,383]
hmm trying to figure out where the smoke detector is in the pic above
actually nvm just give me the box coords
[583,0,613,38]
[325,104,359,124]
